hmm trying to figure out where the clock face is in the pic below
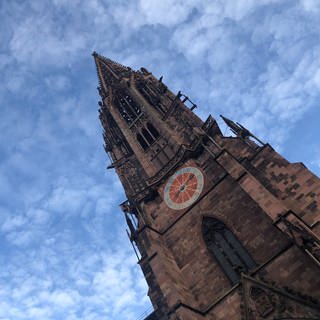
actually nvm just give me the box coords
[164,166,204,210]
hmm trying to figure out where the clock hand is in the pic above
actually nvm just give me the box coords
[184,173,195,185]
[174,174,195,197]
[173,189,181,200]
[172,174,196,202]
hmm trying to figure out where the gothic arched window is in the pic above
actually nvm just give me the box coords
[115,94,141,125]
[202,217,256,284]
[136,123,160,151]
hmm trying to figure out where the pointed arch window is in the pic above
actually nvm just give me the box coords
[137,128,155,150]
[136,123,160,151]
[202,217,256,284]
[115,94,142,125]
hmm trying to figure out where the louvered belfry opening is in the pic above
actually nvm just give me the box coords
[137,125,159,151]
[202,217,256,284]
[113,91,161,152]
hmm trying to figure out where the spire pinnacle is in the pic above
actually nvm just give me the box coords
[220,115,264,145]
[93,52,132,97]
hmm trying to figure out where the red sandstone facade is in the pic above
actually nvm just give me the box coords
[93,52,320,320]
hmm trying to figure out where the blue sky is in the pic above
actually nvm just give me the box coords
[0,0,320,319]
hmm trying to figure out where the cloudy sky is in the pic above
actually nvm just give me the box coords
[1,0,320,319]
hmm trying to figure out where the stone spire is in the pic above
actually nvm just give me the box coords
[220,114,264,145]
[92,53,207,200]
[92,51,132,98]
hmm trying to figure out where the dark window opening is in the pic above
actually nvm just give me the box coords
[147,122,159,139]
[136,123,161,151]
[202,217,256,285]
[115,94,141,125]
[124,95,141,116]
[137,134,148,150]
[142,128,154,145]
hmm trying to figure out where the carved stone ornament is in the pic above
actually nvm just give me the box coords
[249,286,275,318]
[117,159,147,196]
[277,213,320,264]
[146,139,203,187]
[242,275,320,320]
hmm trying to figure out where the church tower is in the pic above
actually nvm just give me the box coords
[93,52,320,320]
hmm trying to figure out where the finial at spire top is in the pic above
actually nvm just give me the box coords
[93,52,134,98]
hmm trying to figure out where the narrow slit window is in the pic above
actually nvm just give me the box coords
[137,134,148,150]
[147,122,159,139]
[142,128,154,145]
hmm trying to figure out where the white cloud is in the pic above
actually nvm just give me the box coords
[0,54,12,70]
[300,0,320,13]
[2,215,27,232]
[26,209,50,225]
[43,289,78,307]
[167,1,320,146]
[45,75,70,91]
[139,0,198,27]
[6,230,34,246]
[0,236,149,318]
[10,14,87,67]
